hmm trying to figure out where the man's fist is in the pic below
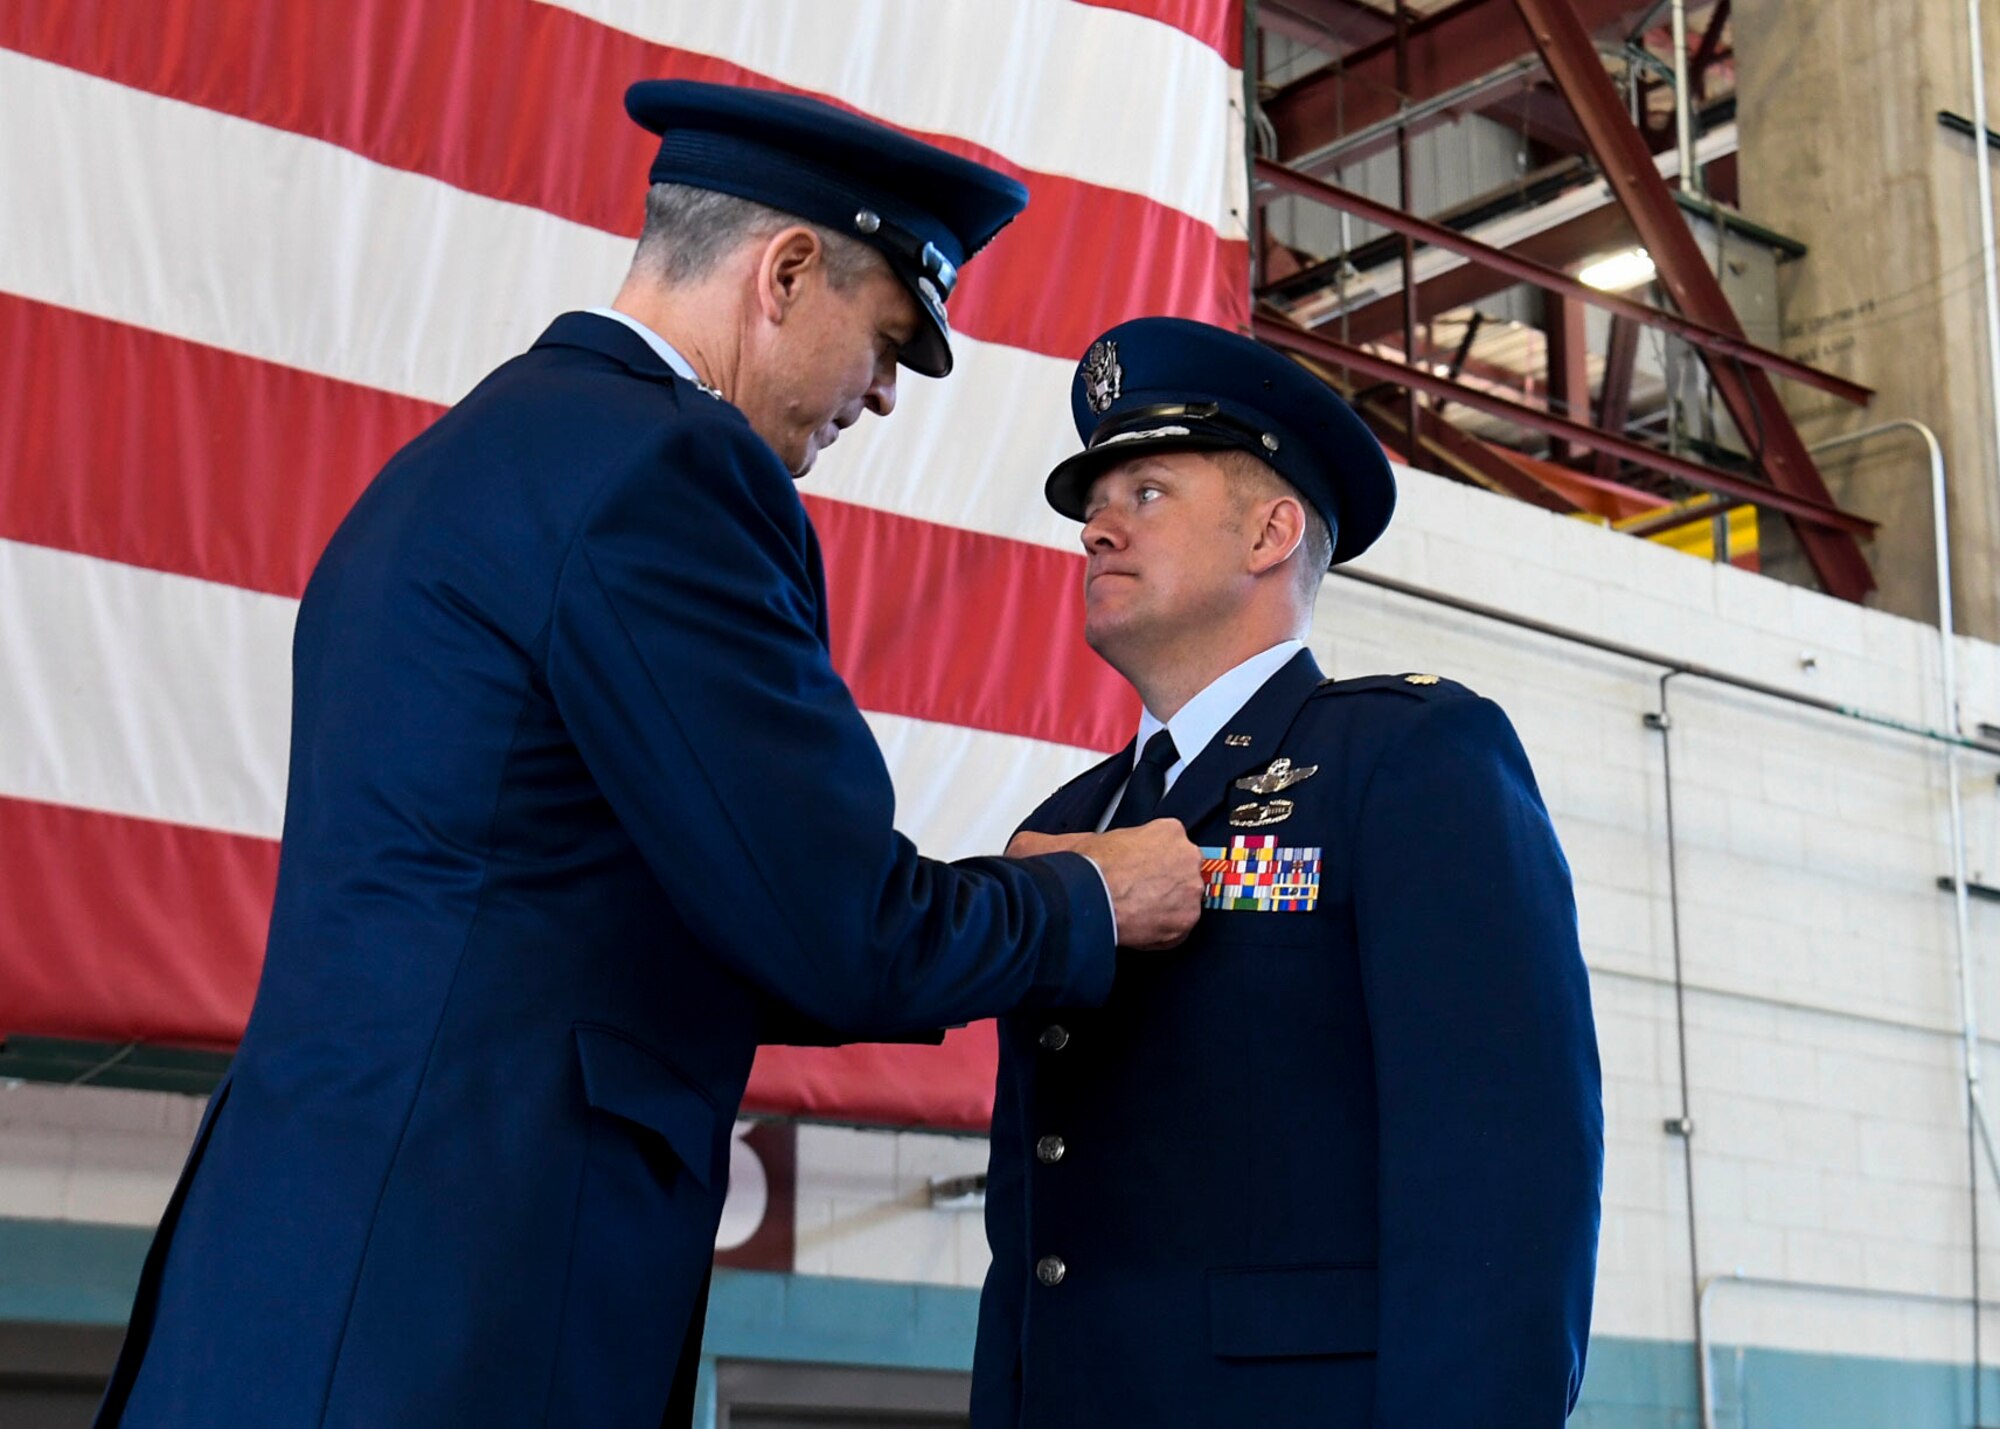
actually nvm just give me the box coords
[1010,819,1203,951]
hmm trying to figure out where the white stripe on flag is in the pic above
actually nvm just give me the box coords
[0,539,294,839]
[0,47,1086,553]
[533,0,1246,235]
[0,540,1104,853]
[864,710,1105,863]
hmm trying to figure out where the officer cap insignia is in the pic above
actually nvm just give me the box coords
[1229,799,1295,828]
[1405,673,1441,686]
[1223,733,1253,748]
[1083,340,1122,414]
[623,79,1026,378]
[1043,317,1397,566]
[1233,756,1318,796]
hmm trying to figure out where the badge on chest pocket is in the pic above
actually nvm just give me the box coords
[1199,836,1322,912]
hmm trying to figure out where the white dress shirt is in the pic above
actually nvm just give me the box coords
[1095,639,1307,831]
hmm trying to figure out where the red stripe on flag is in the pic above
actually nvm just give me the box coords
[1074,0,1243,63]
[0,792,1000,1128]
[0,294,1137,751]
[0,796,276,1047]
[748,1025,998,1132]
[0,0,1247,360]
[0,293,436,601]
[806,496,1135,752]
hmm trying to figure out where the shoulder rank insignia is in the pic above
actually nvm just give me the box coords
[1234,756,1318,796]
[1230,798,1293,828]
[1405,673,1441,686]
[1200,836,1321,911]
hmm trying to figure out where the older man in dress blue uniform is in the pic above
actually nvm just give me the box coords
[96,84,1202,1429]
[973,318,1604,1426]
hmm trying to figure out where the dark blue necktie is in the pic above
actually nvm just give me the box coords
[1107,730,1179,829]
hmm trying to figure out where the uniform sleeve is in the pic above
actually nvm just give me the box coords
[545,414,1116,1033]
[1350,696,1603,1425]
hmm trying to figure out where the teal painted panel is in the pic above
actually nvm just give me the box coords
[6,1221,2000,1429]
[704,1269,978,1372]
[0,1217,150,1325]
[1705,1345,2000,1429]
[1573,1336,1699,1428]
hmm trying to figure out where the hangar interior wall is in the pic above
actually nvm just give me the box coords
[9,459,2000,1424]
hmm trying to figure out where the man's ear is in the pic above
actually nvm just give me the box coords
[1246,494,1307,577]
[753,226,824,325]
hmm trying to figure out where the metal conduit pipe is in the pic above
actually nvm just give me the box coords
[1670,0,1699,198]
[1804,429,1977,1117]
[1698,1273,2000,1429]
[1649,670,1706,1416]
[1807,422,1991,1424]
[1968,0,2000,561]
[1328,565,1996,754]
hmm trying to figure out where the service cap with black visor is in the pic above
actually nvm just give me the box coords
[1043,315,1399,565]
[624,79,1029,378]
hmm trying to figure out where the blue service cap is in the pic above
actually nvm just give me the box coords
[1044,316,1397,566]
[625,79,1029,378]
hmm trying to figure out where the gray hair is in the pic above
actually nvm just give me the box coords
[631,182,883,290]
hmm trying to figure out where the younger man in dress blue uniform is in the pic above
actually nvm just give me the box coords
[973,318,1604,1426]
[97,85,1201,1428]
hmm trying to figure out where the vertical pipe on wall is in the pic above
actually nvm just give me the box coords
[1395,1,1420,446]
[1649,671,1706,1416]
[1970,0,2000,577]
[1807,420,1986,1421]
[1671,0,1700,197]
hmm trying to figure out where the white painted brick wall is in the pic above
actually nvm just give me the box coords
[11,463,2000,1372]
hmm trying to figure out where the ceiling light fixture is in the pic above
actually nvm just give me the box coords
[1578,248,1658,293]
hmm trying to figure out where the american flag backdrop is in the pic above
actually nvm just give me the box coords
[0,2,1250,1128]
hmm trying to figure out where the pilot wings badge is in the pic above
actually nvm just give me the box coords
[1083,340,1123,414]
[1233,756,1318,797]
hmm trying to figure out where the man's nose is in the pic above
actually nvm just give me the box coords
[1081,510,1124,552]
[865,362,898,418]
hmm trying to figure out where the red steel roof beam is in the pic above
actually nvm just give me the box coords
[1257,0,1396,51]
[1254,314,1877,537]
[1358,391,1586,513]
[1267,0,1652,160]
[1509,0,1876,599]
[1253,158,1874,406]
[1594,313,1643,480]
[1331,204,1635,345]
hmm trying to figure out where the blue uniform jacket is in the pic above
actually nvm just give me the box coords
[973,650,1602,1427]
[99,313,1114,1428]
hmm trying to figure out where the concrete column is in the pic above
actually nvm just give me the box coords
[1736,0,2000,637]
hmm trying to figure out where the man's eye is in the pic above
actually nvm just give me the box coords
[1136,486,1162,503]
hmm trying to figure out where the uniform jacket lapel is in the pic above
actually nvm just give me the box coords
[1025,745,1134,836]
[1156,648,1325,832]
